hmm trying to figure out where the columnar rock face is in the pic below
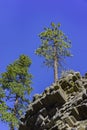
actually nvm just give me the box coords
[19,72,87,130]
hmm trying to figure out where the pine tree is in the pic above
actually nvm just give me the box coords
[0,87,10,122]
[0,54,32,130]
[36,22,72,83]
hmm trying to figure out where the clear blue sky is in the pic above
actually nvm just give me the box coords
[0,0,87,129]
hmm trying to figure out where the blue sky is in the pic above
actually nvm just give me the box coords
[0,0,87,129]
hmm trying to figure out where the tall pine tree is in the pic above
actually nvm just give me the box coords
[36,22,72,83]
[0,54,32,130]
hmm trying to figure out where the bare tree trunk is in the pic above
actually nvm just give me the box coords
[54,43,58,83]
[14,95,19,114]
[10,123,14,130]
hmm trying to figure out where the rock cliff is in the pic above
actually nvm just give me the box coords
[19,72,87,130]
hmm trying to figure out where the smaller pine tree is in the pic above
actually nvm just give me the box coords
[0,54,32,130]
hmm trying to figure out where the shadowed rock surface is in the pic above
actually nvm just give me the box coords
[19,72,87,130]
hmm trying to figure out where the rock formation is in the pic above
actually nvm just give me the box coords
[19,72,87,130]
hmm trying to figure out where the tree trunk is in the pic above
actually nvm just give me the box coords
[54,43,58,83]
[10,123,14,130]
[10,95,19,130]
[14,95,19,114]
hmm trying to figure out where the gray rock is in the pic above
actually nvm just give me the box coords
[75,80,83,88]
[35,114,45,126]
[39,108,47,117]
[74,72,81,79]
[72,75,78,82]
[84,83,87,89]
[33,94,42,101]
[19,72,87,130]
[85,72,87,79]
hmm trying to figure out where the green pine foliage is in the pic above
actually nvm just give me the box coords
[36,22,71,67]
[0,79,18,127]
[0,54,32,129]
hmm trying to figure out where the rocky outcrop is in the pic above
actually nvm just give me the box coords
[19,72,87,130]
